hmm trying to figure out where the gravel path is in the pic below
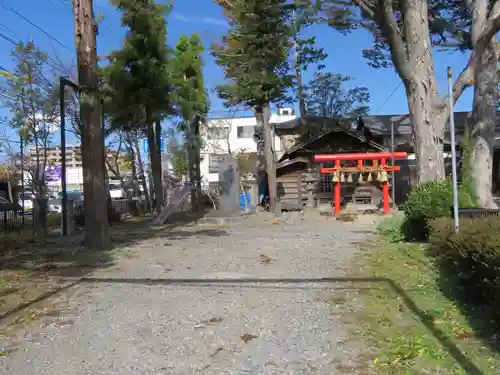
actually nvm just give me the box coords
[0,213,378,375]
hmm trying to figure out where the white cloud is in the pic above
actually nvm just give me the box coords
[172,12,228,28]
[173,13,190,22]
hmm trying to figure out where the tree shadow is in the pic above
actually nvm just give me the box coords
[0,209,227,279]
[426,245,500,355]
[0,275,484,375]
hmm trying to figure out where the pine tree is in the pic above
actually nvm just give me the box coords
[104,0,172,214]
[171,34,208,212]
[212,0,293,215]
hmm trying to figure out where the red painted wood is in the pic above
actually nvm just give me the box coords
[382,182,390,215]
[314,152,407,162]
[319,166,401,174]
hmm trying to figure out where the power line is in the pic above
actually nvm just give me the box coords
[373,43,433,114]
[0,0,73,53]
[55,0,72,12]
[0,30,16,45]
[0,23,17,40]
[0,137,21,145]
[0,92,17,101]
[0,27,68,76]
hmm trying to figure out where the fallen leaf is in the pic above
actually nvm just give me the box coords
[455,331,474,340]
[259,254,274,265]
[203,317,223,324]
[241,333,258,343]
[210,345,224,357]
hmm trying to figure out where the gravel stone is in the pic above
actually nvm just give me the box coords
[0,213,379,375]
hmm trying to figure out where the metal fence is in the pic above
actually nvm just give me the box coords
[457,208,500,219]
[0,207,28,232]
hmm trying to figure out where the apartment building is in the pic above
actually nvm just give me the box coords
[200,108,296,183]
[28,145,83,168]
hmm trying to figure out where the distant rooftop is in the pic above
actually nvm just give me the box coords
[273,111,500,136]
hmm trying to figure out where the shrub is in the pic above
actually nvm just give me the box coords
[0,231,35,254]
[429,217,500,303]
[47,212,62,228]
[427,217,454,246]
[377,213,405,242]
[402,179,476,240]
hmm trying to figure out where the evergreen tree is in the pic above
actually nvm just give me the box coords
[291,1,327,117]
[104,0,172,213]
[212,0,293,215]
[171,34,208,212]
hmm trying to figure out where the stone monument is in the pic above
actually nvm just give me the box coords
[217,154,241,214]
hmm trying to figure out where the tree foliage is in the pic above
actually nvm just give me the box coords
[171,146,188,180]
[211,0,294,108]
[103,0,172,129]
[305,71,369,118]
[318,0,500,184]
[171,34,208,125]
[103,0,173,213]
[213,0,296,214]
[0,41,58,233]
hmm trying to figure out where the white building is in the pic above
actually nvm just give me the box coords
[200,108,296,183]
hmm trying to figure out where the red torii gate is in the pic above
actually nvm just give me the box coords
[313,152,408,216]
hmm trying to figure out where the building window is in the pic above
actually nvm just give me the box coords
[237,125,256,138]
[206,127,229,140]
[209,154,223,173]
[319,162,333,193]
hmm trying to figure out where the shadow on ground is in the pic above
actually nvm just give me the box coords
[0,209,227,278]
[427,245,500,359]
[0,275,486,375]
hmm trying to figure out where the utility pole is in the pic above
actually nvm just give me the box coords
[72,0,110,249]
[292,9,306,118]
[20,133,25,225]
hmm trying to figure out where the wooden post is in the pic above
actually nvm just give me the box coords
[72,0,110,249]
[315,152,407,217]
[381,158,390,215]
[334,160,341,216]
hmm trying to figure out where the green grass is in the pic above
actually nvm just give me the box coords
[346,237,500,374]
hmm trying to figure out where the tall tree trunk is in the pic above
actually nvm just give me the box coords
[154,120,164,210]
[468,0,498,208]
[254,105,267,206]
[188,117,201,213]
[295,55,306,118]
[262,104,280,215]
[132,135,150,212]
[147,123,162,213]
[195,118,202,210]
[126,140,140,215]
[72,0,110,249]
[405,81,445,183]
[402,0,444,183]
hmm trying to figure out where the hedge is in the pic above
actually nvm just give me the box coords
[428,216,500,312]
[402,179,476,241]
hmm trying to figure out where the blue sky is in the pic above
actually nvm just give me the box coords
[0,0,474,148]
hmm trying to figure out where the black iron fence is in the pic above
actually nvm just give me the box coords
[457,208,500,219]
[0,206,29,232]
